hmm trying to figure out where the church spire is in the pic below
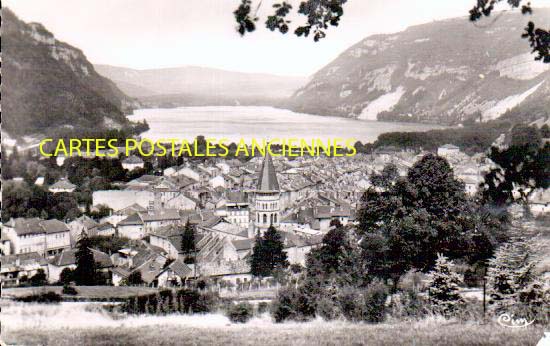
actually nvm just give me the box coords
[257,154,279,192]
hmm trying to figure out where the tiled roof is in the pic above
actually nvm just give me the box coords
[50,178,76,190]
[118,213,144,226]
[166,259,193,277]
[71,216,99,229]
[2,252,48,267]
[231,239,253,251]
[50,248,113,268]
[140,209,181,222]
[6,218,69,235]
[123,155,144,164]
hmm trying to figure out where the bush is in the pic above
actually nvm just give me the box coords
[226,302,253,323]
[121,289,218,315]
[59,268,74,286]
[62,285,78,295]
[363,280,390,323]
[271,287,316,323]
[15,291,62,304]
[257,302,270,314]
[316,295,341,321]
[389,289,429,319]
[29,269,47,286]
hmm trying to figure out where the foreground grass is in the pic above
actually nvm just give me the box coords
[2,319,546,346]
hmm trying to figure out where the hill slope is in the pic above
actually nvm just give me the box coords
[287,10,550,125]
[3,8,138,137]
[94,64,308,106]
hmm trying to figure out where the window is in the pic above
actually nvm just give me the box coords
[263,214,267,224]
[274,214,277,223]
[270,214,274,224]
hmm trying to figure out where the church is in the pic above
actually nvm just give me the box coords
[253,154,280,235]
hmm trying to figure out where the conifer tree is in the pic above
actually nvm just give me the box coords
[250,231,267,277]
[74,231,97,285]
[486,238,540,314]
[250,225,289,277]
[180,221,195,254]
[427,254,464,316]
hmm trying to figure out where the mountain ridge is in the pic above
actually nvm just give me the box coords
[286,9,550,125]
[3,8,138,138]
[94,64,308,105]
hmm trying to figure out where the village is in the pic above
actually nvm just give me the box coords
[2,142,548,293]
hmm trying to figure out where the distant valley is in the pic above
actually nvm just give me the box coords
[94,64,308,108]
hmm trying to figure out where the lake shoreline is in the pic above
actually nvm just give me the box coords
[127,106,447,144]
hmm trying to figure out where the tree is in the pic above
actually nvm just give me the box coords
[73,231,97,286]
[357,154,506,288]
[486,238,538,314]
[370,163,398,189]
[232,1,548,62]
[59,268,75,285]
[127,271,144,286]
[469,0,549,63]
[481,126,549,208]
[427,254,464,316]
[29,269,47,286]
[250,225,289,277]
[234,0,346,42]
[313,220,349,274]
[180,221,196,255]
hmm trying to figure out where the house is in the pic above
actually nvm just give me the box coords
[68,215,99,243]
[92,190,152,211]
[129,253,168,287]
[195,259,252,288]
[3,218,71,257]
[88,222,116,237]
[141,208,183,233]
[224,238,254,261]
[209,175,226,189]
[437,144,460,157]
[197,217,248,241]
[117,213,146,239]
[224,192,250,228]
[48,248,113,284]
[117,208,183,239]
[313,205,351,232]
[149,224,184,259]
[1,252,49,287]
[122,155,144,171]
[281,232,323,266]
[49,178,76,193]
[102,203,147,226]
[173,166,200,181]
[156,259,194,287]
[1,230,12,256]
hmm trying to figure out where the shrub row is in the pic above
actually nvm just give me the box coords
[14,291,62,304]
[120,289,218,315]
[272,281,390,323]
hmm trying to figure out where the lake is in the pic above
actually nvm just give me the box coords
[128,106,446,143]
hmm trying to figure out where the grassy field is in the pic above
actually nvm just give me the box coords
[0,301,547,346]
[2,318,546,346]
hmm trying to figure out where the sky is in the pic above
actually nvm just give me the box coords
[5,0,550,76]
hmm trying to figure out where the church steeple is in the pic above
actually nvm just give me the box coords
[252,154,281,236]
[257,154,279,192]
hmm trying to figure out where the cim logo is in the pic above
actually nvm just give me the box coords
[497,313,535,328]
